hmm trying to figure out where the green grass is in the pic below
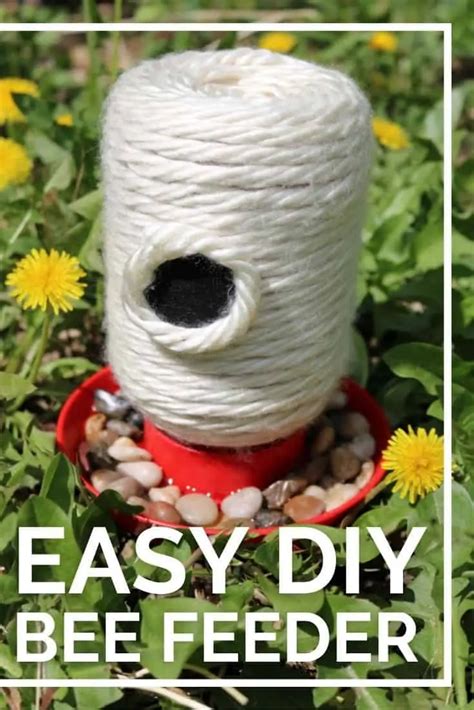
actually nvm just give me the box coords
[0,21,473,710]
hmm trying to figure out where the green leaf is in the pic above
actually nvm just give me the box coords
[257,573,325,615]
[348,328,369,386]
[69,188,102,220]
[16,497,82,588]
[139,597,217,679]
[44,153,75,193]
[40,453,76,514]
[252,531,280,576]
[25,130,66,164]
[369,213,414,266]
[41,357,99,378]
[0,512,17,553]
[0,643,22,678]
[413,218,443,273]
[324,593,380,639]
[383,343,443,396]
[78,214,103,273]
[0,372,36,401]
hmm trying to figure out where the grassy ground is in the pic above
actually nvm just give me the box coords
[0,16,473,710]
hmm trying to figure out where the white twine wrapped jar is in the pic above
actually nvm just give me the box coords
[102,48,373,448]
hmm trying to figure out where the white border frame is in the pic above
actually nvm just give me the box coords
[0,21,452,690]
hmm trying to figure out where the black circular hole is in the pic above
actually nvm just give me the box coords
[143,254,236,328]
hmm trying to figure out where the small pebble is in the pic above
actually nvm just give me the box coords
[176,494,219,526]
[327,390,348,409]
[221,487,263,519]
[253,510,291,527]
[355,460,375,490]
[94,389,131,419]
[311,425,336,456]
[146,501,182,524]
[86,443,116,470]
[263,477,306,509]
[325,483,358,511]
[127,496,149,510]
[319,475,337,490]
[149,485,181,505]
[301,456,328,483]
[84,413,107,445]
[338,411,370,439]
[104,476,144,499]
[91,469,123,493]
[106,419,142,440]
[117,461,163,488]
[126,409,144,429]
[304,485,327,501]
[348,433,376,461]
[108,437,152,463]
[218,516,254,529]
[283,494,325,522]
[330,446,361,482]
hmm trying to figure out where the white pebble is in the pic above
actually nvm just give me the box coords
[117,461,163,488]
[176,494,219,526]
[91,469,123,493]
[149,485,181,505]
[304,485,327,501]
[355,461,375,490]
[327,390,348,410]
[108,437,152,463]
[221,487,263,520]
[348,433,376,461]
[104,476,144,499]
[325,483,358,511]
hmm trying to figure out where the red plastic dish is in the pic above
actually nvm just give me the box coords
[57,366,390,537]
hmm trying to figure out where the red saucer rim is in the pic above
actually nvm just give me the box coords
[57,366,391,536]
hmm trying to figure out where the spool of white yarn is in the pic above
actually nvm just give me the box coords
[102,48,373,448]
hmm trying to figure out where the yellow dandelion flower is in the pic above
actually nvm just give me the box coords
[368,32,398,53]
[0,77,40,125]
[372,117,409,150]
[55,112,74,127]
[0,138,33,191]
[382,426,444,505]
[259,32,297,54]
[6,249,86,315]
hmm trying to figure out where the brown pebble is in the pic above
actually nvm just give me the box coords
[283,495,325,522]
[146,501,182,525]
[86,442,116,470]
[263,477,307,509]
[84,412,107,444]
[319,475,337,490]
[301,455,328,484]
[253,510,291,527]
[311,425,336,456]
[337,411,370,439]
[217,516,254,529]
[330,446,361,482]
